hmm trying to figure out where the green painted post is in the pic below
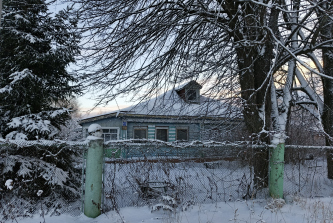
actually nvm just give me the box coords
[269,143,285,198]
[84,138,104,218]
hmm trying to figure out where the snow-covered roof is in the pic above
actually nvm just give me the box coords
[80,82,241,123]
[121,90,233,117]
[174,80,202,91]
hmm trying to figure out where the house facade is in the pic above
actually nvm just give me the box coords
[79,81,243,142]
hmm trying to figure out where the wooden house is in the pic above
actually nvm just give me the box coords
[79,81,243,142]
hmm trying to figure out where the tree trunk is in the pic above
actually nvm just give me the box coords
[222,1,278,189]
[236,46,271,189]
[322,52,333,178]
[318,3,333,179]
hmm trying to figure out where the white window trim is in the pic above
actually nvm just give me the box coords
[101,127,120,142]
[83,127,119,141]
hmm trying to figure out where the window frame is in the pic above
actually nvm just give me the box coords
[155,126,169,142]
[83,127,119,142]
[101,127,119,142]
[185,88,199,103]
[133,126,148,140]
[176,127,189,141]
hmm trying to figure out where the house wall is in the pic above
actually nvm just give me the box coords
[81,117,123,139]
[201,122,248,142]
[127,122,200,141]
[81,118,123,129]
[81,117,201,141]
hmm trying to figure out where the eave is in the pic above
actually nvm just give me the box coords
[79,113,242,125]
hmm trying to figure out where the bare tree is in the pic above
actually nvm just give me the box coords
[57,97,83,140]
[73,0,333,190]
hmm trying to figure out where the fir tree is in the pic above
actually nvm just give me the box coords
[0,0,81,140]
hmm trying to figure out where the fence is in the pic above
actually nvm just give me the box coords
[103,142,262,212]
[1,139,333,221]
[283,146,333,198]
[0,140,87,222]
[102,141,333,212]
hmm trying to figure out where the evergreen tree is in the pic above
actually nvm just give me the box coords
[0,0,81,140]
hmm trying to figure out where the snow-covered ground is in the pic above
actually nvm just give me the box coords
[14,197,333,223]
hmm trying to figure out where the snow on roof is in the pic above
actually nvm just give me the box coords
[174,80,202,91]
[81,87,241,122]
[124,89,237,117]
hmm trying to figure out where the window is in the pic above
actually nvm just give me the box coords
[187,89,197,101]
[156,127,168,141]
[84,127,118,142]
[186,89,199,103]
[102,128,118,142]
[134,127,147,139]
[176,128,188,141]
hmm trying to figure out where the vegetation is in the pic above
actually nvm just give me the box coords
[0,0,81,140]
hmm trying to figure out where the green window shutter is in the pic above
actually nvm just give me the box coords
[169,126,176,142]
[148,125,155,139]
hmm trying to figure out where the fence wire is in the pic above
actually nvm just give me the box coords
[102,142,268,211]
[103,143,333,212]
[284,146,333,199]
[2,140,333,221]
[0,140,87,222]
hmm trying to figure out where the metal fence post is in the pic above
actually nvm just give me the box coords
[269,143,285,198]
[84,125,104,218]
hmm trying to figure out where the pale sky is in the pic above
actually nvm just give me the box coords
[77,93,132,118]
[48,3,133,117]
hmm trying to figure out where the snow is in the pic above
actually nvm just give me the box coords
[6,115,54,139]
[9,69,35,85]
[2,155,69,187]
[87,124,103,138]
[88,123,102,133]
[5,179,13,190]
[174,80,200,91]
[162,195,177,205]
[4,108,72,140]
[37,190,43,197]
[271,133,286,147]
[86,135,103,140]
[0,85,12,93]
[7,131,28,140]
[82,88,241,121]
[0,138,88,146]
[49,108,70,118]
[13,197,333,223]
[123,90,232,117]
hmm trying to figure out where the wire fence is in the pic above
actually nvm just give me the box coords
[1,139,333,221]
[283,146,333,199]
[0,140,87,222]
[102,142,333,212]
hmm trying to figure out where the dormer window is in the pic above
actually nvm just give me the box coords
[176,80,202,104]
[186,89,199,103]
